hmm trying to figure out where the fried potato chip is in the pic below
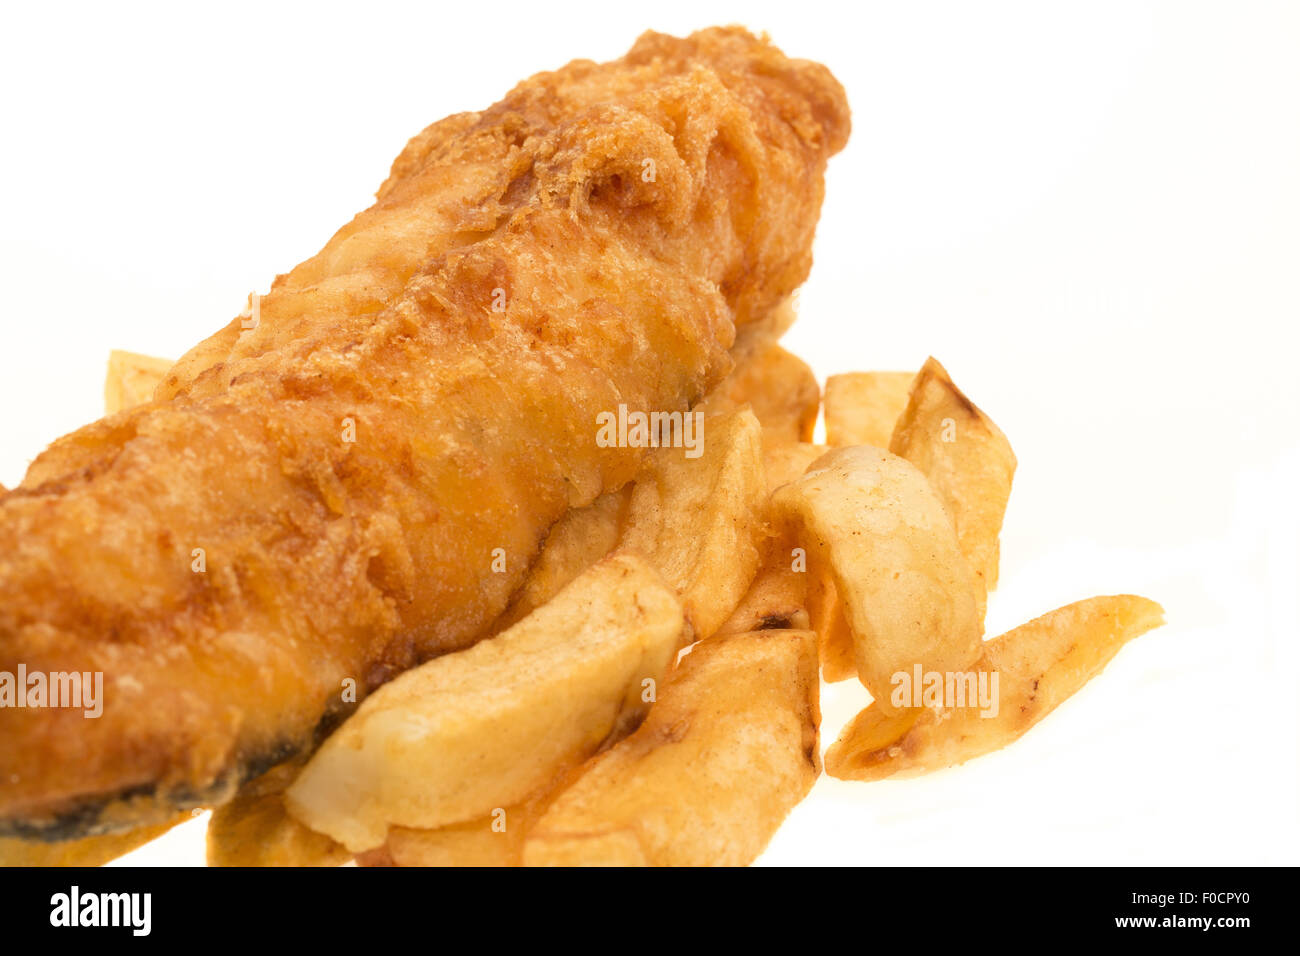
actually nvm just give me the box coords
[285,555,684,851]
[826,595,1165,780]
[384,817,524,868]
[697,340,819,443]
[889,357,1016,593]
[506,407,769,643]
[763,441,828,494]
[353,411,771,862]
[806,568,856,682]
[209,491,630,866]
[495,486,631,629]
[715,538,810,636]
[0,813,190,867]
[523,629,820,867]
[380,797,547,867]
[254,414,760,857]
[617,409,766,641]
[206,763,348,867]
[824,371,914,448]
[772,446,983,710]
[104,349,173,414]
[714,441,827,643]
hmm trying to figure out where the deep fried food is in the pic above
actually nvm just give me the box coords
[104,350,174,415]
[824,371,913,448]
[714,554,810,636]
[284,555,684,851]
[523,629,820,867]
[0,812,190,867]
[0,26,850,837]
[616,408,767,641]
[697,339,820,443]
[889,357,1016,594]
[826,596,1165,780]
[772,446,983,709]
[205,761,348,867]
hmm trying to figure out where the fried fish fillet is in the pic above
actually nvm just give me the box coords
[0,26,849,837]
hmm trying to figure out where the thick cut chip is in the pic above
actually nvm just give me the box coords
[824,371,914,448]
[211,489,629,865]
[103,349,173,414]
[385,816,526,868]
[806,569,856,682]
[715,537,810,636]
[773,445,883,683]
[763,441,828,494]
[889,357,1016,593]
[826,595,1165,780]
[772,446,983,710]
[0,813,188,867]
[506,402,773,639]
[284,554,684,851]
[523,629,820,867]
[496,486,631,629]
[379,796,548,867]
[697,341,819,444]
[617,409,766,641]
[207,763,349,867]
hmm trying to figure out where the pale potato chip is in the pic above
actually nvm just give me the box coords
[617,409,766,641]
[824,371,914,448]
[104,349,173,414]
[697,340,819,444]
[889,357,1016,593]
[495,486,630,629]
[381,797,546,867]
[524,629,820,867]
[772,446,983,710]
[826,595,1165,780]
[806,568,856,682]
[763,441,828,495]
[285,555,684,851]
[714,538,810,636]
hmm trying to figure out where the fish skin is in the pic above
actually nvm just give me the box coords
[0,26,850,837]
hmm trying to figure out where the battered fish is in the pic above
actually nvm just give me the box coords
[0,26,849,837]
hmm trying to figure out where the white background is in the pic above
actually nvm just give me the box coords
[1,1,1296,866]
